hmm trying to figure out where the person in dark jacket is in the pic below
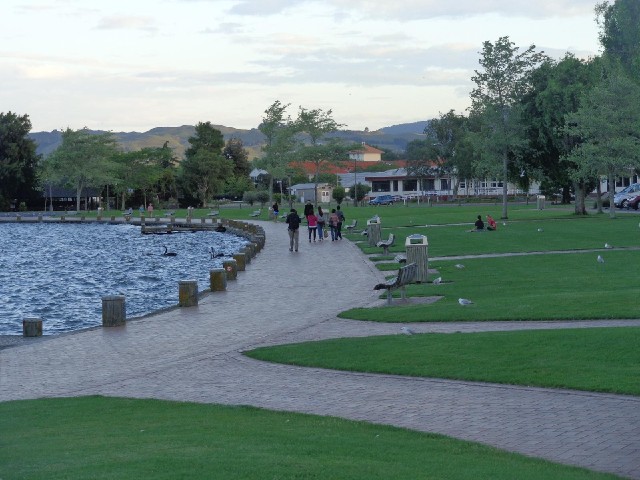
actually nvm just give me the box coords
[286,208,301,252]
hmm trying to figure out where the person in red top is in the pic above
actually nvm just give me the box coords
[486,215,497,231]
[306,208,318,242]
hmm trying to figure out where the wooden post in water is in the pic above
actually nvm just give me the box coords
[233,253,247,271]
[22,317,43,337]
[222,259,238,280]
[209,269,227,292]
[102,296,126,327]
[179,280,198,307]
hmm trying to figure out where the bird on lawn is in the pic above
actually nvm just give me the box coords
[400,326,415,335]
[604,243,612,249]
[432,277,442,285]
[537,228,544,232]
[458,298,473,305]
[455,264,465,269]
[597,255,605,264]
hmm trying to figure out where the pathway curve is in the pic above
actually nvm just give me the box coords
[1,220,638,479]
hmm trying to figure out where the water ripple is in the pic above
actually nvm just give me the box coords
[0,223,249,335]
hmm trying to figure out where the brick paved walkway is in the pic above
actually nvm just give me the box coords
[1,220,639,479]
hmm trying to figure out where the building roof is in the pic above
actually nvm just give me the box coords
[289,183,332,190]
[294,161,350,176]
[349,143,384,155]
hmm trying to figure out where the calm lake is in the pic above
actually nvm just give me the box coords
[0,222,249,335]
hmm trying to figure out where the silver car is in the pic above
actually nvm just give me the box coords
[614,183,640,208]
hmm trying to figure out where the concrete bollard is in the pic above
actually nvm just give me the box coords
[110,215,116,222]
[241,247,252,264]
[222,259,238,280]
[233,253,247,271]
[102,296,126,327]
[179,280,198,307]
[38,215,43,222]
[209,268,227,292]
[23,317,43,337]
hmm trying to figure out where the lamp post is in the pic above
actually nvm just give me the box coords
[353,155,357,207]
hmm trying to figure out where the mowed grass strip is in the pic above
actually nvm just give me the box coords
[343,250,640,322]
[0,396,620,480]
[246,327,640,396]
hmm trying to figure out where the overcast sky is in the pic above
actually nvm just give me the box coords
[1,0,602,133]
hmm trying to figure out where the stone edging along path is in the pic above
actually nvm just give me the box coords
[1,219,639,479]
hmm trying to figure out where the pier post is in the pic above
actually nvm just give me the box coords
[223,259,238,280]
[22,317,43,337]
[209,269,227,292]
[178,280,198,307]
[102,296,126,327]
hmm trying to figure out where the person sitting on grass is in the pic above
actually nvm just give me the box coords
[468,215,484,232]
[486,214,497,231]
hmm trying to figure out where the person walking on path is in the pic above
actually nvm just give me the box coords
[272,202,279,222]
[335,205,345,239]
[303,201,313,218]
[285,208,301,252]
[316,206,326,241]
[329,208,339,241]
[306,207,318,242]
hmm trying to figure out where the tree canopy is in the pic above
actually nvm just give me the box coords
[0,112,40,210]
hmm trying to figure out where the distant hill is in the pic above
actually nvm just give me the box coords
[29,120,430,159]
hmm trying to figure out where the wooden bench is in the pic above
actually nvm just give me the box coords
[345,219,358,232]
[376,233,395,255]
[207,210,219,217]
[250,209,261,217]
[394,254,407,264]
[373,262,417,305]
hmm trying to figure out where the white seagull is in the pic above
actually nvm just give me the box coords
[537,228,544,232]
[455,264,465,269]
[597,255,605,264]
[604,243,612,249]
[400,326,415,335]
[458,298,473,305]
[432,277,442,285]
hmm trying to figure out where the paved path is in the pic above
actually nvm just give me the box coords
[1,220,639,479]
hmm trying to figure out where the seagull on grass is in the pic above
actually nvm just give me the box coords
[432,277,442,285]
[604,243,612,249]
[400,326,415,335]
[455,264,465,269]
[458,298,473,305]
[597,255,605,264]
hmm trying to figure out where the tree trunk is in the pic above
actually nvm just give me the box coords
[501,151,508,219]
[574,182,587,215]
[608,171,616,219]
[76,184,82,212]
[596,181,603,214]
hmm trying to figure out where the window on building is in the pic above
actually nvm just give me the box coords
[422,179,435,191]
[440,179,449,191]
[371,180,391,192]
[404,179,418,191]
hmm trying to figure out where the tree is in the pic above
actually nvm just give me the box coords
[349,183,371,205]
[470,36,547,218]
[46,128,119,211]
[179,122,232,206]
[596,0,640,79]
[332,185,346,204]
[116,147,170,209]
[257,101,298,206]
[294,107,345,209]
[0,112,40,210]
[564,69,640,218]
[521,55,600,214]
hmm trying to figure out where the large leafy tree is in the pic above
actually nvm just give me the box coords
[45,128,119,211]
[564,68,640,218]
[596,0,640,79]
[521,55,600,214]
[294,107,345,209]
[0,112,40,210]
[470,36,547,218]
[257,101,298,205]
[115,147,171,209]
[179,122,232,207]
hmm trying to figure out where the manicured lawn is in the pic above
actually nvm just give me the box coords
[0,396,620,480]
[343,250,640,322]
[246,327,640,396]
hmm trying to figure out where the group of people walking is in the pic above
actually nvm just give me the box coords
[285,202,345,252]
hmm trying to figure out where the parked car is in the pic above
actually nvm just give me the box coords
[626,194,640,210]
[368,195,394,205]
[614,183,640,208]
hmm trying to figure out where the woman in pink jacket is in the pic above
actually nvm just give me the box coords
[306,208,318,242]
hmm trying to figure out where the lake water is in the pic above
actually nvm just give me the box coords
[0,222,249,335]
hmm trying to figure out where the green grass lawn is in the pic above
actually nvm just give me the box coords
[343,250,640,322]
[0,396,620,480]
[246,327,640,396]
